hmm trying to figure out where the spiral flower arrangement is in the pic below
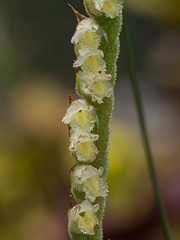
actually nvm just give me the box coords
[62,0,123,239]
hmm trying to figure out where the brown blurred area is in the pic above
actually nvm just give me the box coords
[0,0,180,239]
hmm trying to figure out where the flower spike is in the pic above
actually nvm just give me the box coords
[64,0,123,238]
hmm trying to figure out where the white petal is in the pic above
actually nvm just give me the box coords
[69,131,99,163]
[73,165,103,183]
[72,165,108,202]
[73,49,104,68]
[78,71,112,103]
[62,99,96,132]
[71,18,99,45]
[69,131,99,151]
[77,31,101,56]
[68,200,100,235]
[89,0,123,18]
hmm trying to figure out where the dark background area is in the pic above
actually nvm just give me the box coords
[0,0,180,239]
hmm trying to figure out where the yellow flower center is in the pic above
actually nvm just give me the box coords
[76,141,97,162]
[83,174,100,196]
[78,210,97,235]
[103,0,115,12]
[82,55,105,73]
[71,110,89,130]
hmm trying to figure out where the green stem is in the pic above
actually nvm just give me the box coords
[123,11,172,240]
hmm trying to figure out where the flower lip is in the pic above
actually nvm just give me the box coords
[78,70,111,84]
[73,49,104,68]
[73,165,104,183]
[90,0,123,18]
[77,71,112,103]
[68,199,101,235]
[69,131,99,163]
[62,99,97,132]
[69,131,99,152]
[72,165,108,202]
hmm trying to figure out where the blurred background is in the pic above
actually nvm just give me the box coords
[0,0,180,239]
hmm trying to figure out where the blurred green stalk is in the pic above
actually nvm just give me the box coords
[123,10,172,240]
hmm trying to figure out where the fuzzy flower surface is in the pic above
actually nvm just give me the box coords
[62,99,97,132]
[73,49,105,73]
[72,18,101,57]
[72,165,108,202]
[69,131,99,163]
[77,71,112,103]
[71,18,99,45]
[68,200,100,236]
[87,0,123,18]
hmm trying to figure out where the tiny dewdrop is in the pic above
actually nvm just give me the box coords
[69,131,99,163]
[68,199,100,236]
[89,0,123,18]
[62,99,97,132]
[72,165,108,202]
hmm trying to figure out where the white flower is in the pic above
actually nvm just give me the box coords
[68,200,100,235]
[88,0,123,18]
[75,32,101,57]
[73,50,106,75]
[73,49,104,67]
[69,131,99,163]
[72,18,101,57]
[72,165,108,202]
[77,71,112,103]
[71,18,99,45]
[62,99,97,132]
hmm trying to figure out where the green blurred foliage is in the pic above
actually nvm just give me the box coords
[108,121,153,227]
[126,0,180,23]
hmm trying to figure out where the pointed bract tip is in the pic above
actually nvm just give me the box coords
[68,4,86,22]
[69,95,74,105]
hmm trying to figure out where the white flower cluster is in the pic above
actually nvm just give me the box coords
[62,2,122,236]
[72,18,112,104]
[62,98,107,236]
[62,99,99,163]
